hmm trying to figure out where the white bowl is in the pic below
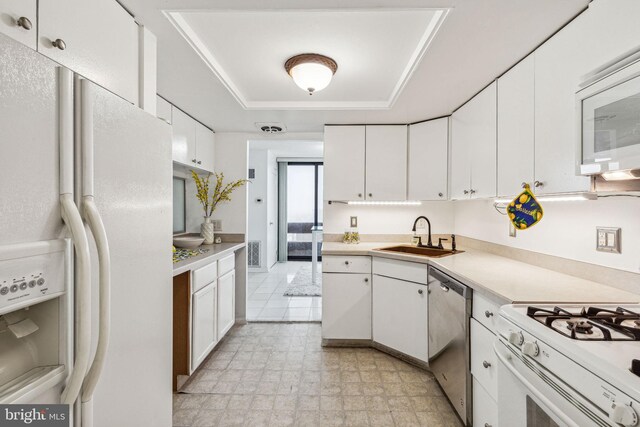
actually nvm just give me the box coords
[173,236,204,249]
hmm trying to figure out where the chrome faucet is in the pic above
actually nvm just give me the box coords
[412,216,435,248]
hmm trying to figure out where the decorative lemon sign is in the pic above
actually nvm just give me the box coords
[507,184,543,230]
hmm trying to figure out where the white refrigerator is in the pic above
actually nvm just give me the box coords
[0,33,173,427]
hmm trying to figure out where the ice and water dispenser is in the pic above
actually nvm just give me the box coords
[0,239,72,403]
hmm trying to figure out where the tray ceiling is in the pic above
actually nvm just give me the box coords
[164,8,448,110]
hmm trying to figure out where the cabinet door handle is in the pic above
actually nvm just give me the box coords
[52,38,67,50]
[438,192,443,197]
[16,17,32,30]
[364,278,369,283]
[470,189,476,195]
[418,289,424,295]
[484,424,492,427]
[485,310,493,318]
[192,159,197,163]
[521,182,528,188]
[534,180,544,188]
[197,160,202,165]
[344,261,349,265]
[368,193,372,198]
[358,193,362,198]
[483,360,492,369]
[463,190,469,195]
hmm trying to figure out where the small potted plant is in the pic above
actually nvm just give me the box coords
[191,171,248,244]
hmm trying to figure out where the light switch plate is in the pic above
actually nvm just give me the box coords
[213,219,222,231]
[596,227,621,253]
[350,216,358,228]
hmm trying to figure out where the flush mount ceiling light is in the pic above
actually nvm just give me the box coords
[285,53,338,95]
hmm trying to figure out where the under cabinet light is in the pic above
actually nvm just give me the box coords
[347,201,422,206]
[601,170,640,181]
[494,193,597,204]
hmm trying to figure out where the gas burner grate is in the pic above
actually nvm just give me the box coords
[526,306,640,341]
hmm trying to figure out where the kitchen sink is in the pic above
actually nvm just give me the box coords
[374,245,462,258]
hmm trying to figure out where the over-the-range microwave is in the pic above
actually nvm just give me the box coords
[576,46,640,178]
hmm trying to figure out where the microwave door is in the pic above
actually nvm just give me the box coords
[582,73,640,171]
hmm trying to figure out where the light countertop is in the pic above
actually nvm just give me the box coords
[173,242,245,277]
[322,242,639,305]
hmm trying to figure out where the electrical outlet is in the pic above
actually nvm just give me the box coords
[350,216,358,228]
[213,219,222,231]
[596,227,621,253]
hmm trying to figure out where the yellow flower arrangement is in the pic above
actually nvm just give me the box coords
[191,171,248,217]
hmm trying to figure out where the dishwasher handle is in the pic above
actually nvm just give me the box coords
[429,267,470,298]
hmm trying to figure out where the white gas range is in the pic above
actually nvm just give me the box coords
[495,304,640,427]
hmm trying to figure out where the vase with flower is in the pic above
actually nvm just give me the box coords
[192,171,248,244]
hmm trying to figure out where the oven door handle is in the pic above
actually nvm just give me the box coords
[494,341,580,427]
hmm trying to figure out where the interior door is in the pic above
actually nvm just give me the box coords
[87,78,173,427]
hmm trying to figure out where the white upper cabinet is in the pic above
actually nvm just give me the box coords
[450,109,471,200]
[497,55,535,197]
[171,107,197,167]
[169,104,215,173]
[324,126,366,201]
[408,118,448,201]
[451,82,497,199]
[533,0,640,195]
[38,0,139,104]
[0,1,37,50]
[324,125,407,201]
[365,125,407,201]
[470,82,497,199]
[196,122,216,173]
[156,96,172,125]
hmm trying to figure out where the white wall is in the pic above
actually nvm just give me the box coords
[323,202,455,236]
[248,148,268,269]
[213,134,250,234]
[453,198,640,274]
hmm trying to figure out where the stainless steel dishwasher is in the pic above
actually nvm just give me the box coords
[428,267,472,426]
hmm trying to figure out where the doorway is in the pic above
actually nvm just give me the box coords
[284,162,323,261]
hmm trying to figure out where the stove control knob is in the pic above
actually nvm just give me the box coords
[508,331,524,346]
[522,341,539,357]
[610,402,638,427]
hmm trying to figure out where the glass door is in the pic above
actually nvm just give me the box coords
[286,162,323,261]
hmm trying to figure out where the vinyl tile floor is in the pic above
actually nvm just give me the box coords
[247,262,322,322]
[174,323,463,427]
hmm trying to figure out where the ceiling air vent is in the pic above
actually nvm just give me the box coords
[256,122,286,134]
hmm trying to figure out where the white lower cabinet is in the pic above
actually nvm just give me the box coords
[322,272,372,340]
[470,319,498,400]
[372,275,428,362]
[217,269,235,339]
[192,281,217,371]
[473,378,499,427]
[471,294,501,427]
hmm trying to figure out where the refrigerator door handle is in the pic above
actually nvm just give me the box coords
[59,195,92,405]
[59,65,92,407]
[77,79,111,423]
[80,197,110,405]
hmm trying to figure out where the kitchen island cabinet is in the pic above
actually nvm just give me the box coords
[172,242,244,390]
